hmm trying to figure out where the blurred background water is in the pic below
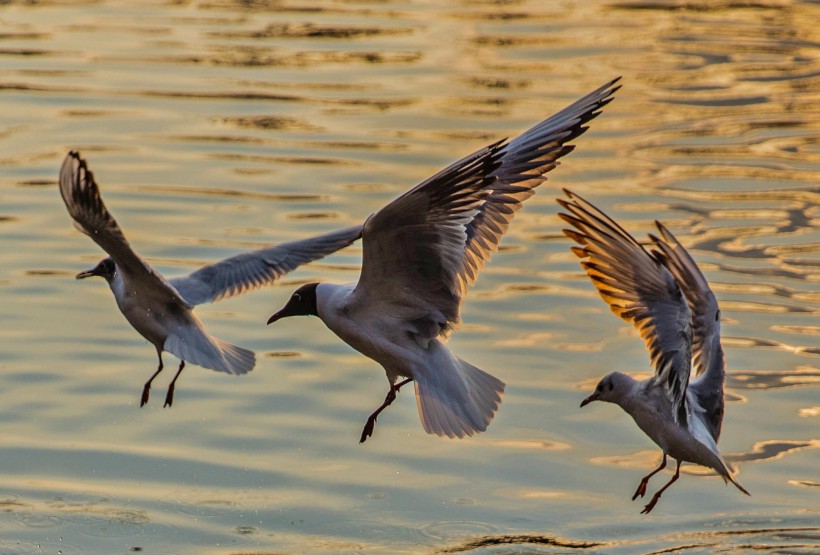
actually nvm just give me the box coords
[0,0,818,553]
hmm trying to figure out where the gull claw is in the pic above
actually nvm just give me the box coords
[641,495,661,514]
[163,386,175,408]
[140,385,151,407]
[632,480,648,500]
[359,417,377,443]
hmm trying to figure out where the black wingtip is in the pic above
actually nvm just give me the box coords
[66,151,88,173]
[559,187,576,201]
[653,220,670,237]
[64,150,90,176]
[591,77,622,102]
[604,76,622,90]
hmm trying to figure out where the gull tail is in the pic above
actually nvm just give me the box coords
[165,326,256,375]
[692,415,751,496]
[727,473,751,496]
[718,461,750,496]
[709,449,750,496]
[414,348,505,438]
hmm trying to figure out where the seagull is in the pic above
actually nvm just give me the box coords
[557,189,750,514]
[60,151,362,407]
[267,78,621,442]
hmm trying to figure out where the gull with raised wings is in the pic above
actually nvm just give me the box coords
[558,189,750,513]
[60,151,362,407]
[268,78,621,442]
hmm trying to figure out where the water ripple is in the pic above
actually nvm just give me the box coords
[439,533,604,553]
[210,22,413,40]
[1,0,818,553]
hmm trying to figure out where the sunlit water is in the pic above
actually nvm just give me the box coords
[0,1,818,553]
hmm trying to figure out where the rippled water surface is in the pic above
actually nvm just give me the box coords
[1,1,818,553]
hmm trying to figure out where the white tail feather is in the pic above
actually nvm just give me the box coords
[165,330,255,375]
[726,471,751,496]
[713,453,751,496]
[414,355,504,438]
[689,404,750,496]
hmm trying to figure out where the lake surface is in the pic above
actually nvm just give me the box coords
[0,0,818,553]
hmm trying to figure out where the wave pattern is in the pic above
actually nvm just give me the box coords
[0,0,817,554]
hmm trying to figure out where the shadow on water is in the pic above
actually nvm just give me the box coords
[728,366,820,389]
[726,439,820,464]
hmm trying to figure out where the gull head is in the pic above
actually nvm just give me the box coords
[581,372,633,407]
[76,257,116,282]
[267,283,319,324]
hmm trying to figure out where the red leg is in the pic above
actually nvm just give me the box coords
[632,452,668,500]
[141,353,164,407]
[359,378,412,443]
[641,459,682,514]
[163,361,186,408]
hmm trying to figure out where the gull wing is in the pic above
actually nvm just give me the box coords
[59,151,190,307]
[356,78,620,339]
[171,225,362,306]
[651,223,725,441]
[558,190,692,427]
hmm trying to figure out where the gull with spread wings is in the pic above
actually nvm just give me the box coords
[60,151,362,407]
[268,78,620,442]
[558,189,750,514]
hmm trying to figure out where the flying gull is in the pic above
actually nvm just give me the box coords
[268,78,621,442]
[558,189,750,513]
[60,151,362,407]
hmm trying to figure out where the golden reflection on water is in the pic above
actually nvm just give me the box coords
[0,0,818,554]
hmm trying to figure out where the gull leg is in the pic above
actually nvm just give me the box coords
[163,361,186,408]
[632,452,668,500]
[141,353,164,407]
[641,459,682,514]
[359,378,413,444]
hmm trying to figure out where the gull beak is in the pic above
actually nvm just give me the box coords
[580,393,598,408]
[75,266,99,279]
[267,290,310,324]
[266,310,284,325]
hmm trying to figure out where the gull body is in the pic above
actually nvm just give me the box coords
[60,151,362,406]
[593,372,731,477]
[559,190,750,513]
[269,79,621,442]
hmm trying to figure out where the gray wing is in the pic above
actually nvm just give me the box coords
[170,225,363,306]
[558,190,692,427]
[59,151,190,306]
[651,222,725,441]
[357,78,620,340]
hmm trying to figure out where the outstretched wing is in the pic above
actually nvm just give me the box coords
[356,78,621,340]
[558,190,692,427]
[651,222,725,441]
[171,225,362,306]
[59,151,189,305]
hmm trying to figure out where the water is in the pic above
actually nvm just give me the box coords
[0,0,818,553]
